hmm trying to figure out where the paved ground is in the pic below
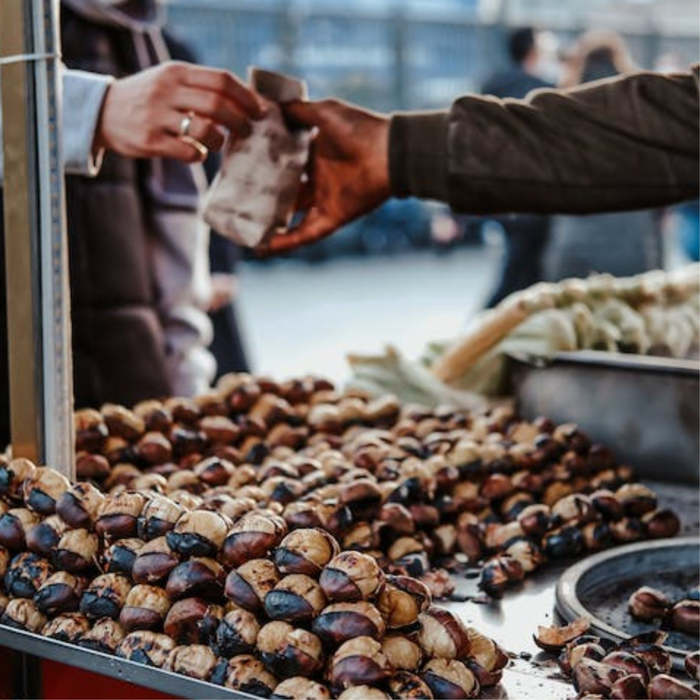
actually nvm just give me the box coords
[236,245,501,382]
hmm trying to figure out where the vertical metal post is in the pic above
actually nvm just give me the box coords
[0,0,74,476]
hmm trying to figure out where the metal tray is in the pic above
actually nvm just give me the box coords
[509,351,700,485]
[555,537,700,666]
[0,624,255,700]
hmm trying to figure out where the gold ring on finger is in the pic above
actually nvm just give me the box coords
[180,134,208,160]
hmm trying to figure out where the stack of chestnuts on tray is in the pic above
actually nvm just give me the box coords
[0,458,508,699]
[0,372,683,697]
[534,618,700,699]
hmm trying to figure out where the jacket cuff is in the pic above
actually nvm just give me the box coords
[62,69,114,177]
[389,111,450,201]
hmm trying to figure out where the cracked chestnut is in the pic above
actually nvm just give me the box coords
[41,612,90,642]
[34,571,84,615]
[163,644,218,680]
[119,584,171,632]
[78,616,125,654]
[80,573,132,619]
[422,658,479,699]
[312,601,386,646]
[319,551,384,602]
[273,528,339,577]
[210,654,278,696]
[163,597,224,645]
[264,574,326,623]
[116,630,175,667]
[257,620,324,678]
[166,510,231,558]
[5,552,53,598]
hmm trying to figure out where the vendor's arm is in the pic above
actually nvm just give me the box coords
[261,65,699,254]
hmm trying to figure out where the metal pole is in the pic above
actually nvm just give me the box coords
[0,0,74,476]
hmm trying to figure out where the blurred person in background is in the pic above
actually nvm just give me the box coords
[480,27,555,306]
[543,30,664,280]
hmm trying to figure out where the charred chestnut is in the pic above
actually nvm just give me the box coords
[533,617,590,652]
[56,482,104,529]
[257,620,324,678]
[42,612,90,642]
[80,573,132,619]
[34,571,84,615]
[590,489,624,521]
[221,512,285,567]
[271,677,331,700]
[320,551,384,602]
[313,601,386,646]
[648,674,700,700]
[116,630,175,667]
[163,597,224,645]
[422,658,478,699]
[642,508,681,539]
[0,458,37,500]
[670,599,700,636]
[165,557,224,601]
[479,555,524,598]
[388,671,434,699]
[54,528,98,573]
[210,654,278,696]
[163,644,218,680]
[96,492,147,541]
[330,636,391,688]
[5,552,53,598]
[273,528,340,577]
[102,537,144,575]
[581,521,613,551]
[0,508,40,550]
[78,616,125,654]
[131,536,179,585]
[166,510,231,558]
[264,574,326,623]
[615,483,656,516]
[213,606,260,657]
[119,584,171,632]
[610,517,645,543]
[503,537,543,573]
[25,515,68,557]
[551,494,595,527]
[376,575,431,630]
[541,526,584,559]
[225,558,280,612]
[23,467,70,515]
[417,606,470,660]
[0,598,46,632]
[628,586,671,621]
[136,495,184,541]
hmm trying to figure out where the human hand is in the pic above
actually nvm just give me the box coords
[94,61,265,163]
[257,98,391,255]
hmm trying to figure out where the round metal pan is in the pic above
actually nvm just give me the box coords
[555,537,699,666]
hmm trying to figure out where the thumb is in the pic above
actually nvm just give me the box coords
[281,99,327,129]
[257,208,336,255]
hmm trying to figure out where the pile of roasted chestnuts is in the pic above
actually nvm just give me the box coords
[534,618,699,699]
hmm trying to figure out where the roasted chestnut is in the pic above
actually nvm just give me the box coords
[642,508,681,539]
[34,571,84,615]
[627,586,671,621]
[165,557,224,601]
[210,654,278,696]
[648,674,700,700]
[551,494,596,526]
[455,512,482,564]
[558,639,606,676]
[580,521,613,551]
[336,687,389,700]
[377,575,431,630]
[75,408,109,451]
[5,552,53,597]
[670,599,700,636]
[96,492,147,541]
[388,671,434,699]
[422,658,479,699]
[119,584,171,632]
[615,483,656,516]
[166,510,230,558]
[55,482,104,529]
[116,630,175,667]
[381,635,422,671]
[572,659,625,697]
[271,677,331,700]
[194,455,236,487]
[686,650,700,681]
[78,616,125,654]
[163,644,218,680]
[102,537,144,575]
[23,467,70,515]
[136,431,172,464]
[541,526,584,559]
[619,641,671,675]
[225,558,280,612]
[417,606,470,660]
[257,620,324,678]
[131,536,179,585]
[273,528,340,577]
[464,626,508,684]
[602,650,651,684]
[221,512,285,567]
[42,612,90,642]
[479,555,524,597]
[0,458,37,500]
[589,489,624,521]
[25,515,68,556]
[330,636,391,688]
[313,601,386,646]
[213,606,260,657]
[264,574,326,623]
[609,673,647,700]
[80,573,131,619]
[319,551,384,602]
[163,597,224,645]
[533,617,590,652]
[136,495,184,541]
[0,508,40,550]
[503,537,543,573]
[54,528,98,573]
[0,598,46,632]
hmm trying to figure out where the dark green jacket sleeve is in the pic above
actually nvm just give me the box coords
[389,66,699,214]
